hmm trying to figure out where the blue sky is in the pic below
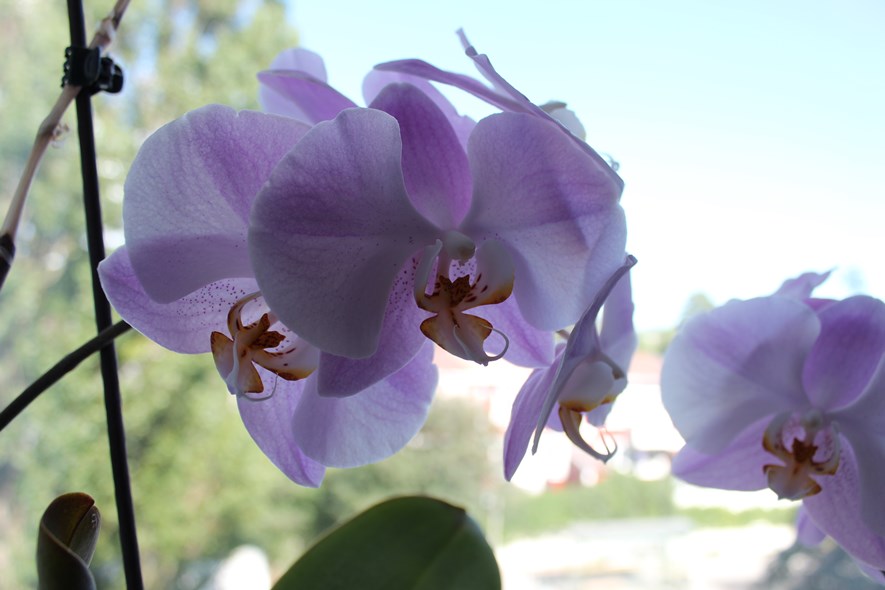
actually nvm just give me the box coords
[284,0,885,331]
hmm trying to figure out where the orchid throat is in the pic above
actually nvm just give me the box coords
[414,231,513,365]
[211,292,319,398]
[762,409,841,501]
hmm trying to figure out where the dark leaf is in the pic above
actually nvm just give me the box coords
[273,496,500,590]
[36,492,100,590]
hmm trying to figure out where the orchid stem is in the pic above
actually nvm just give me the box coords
[0,321,131,433]
[67,0,143,587]
[0,0,130,294]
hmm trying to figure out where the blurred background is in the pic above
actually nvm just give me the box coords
[0,0,883,587]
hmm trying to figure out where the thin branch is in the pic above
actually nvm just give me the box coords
[0,321,131,433]
[0,0,131,291]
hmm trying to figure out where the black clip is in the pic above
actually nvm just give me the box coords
[62,46,124,95]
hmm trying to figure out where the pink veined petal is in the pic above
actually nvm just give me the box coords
[670,418,771,491]
[249,108,439,358]
[503,362,558,480]
[803,439,885,569]
[532,256,636,451]
[774,270,831,299]
[369,83,472,229]
[362,69,476,148]
[802,296,885,410]
[291,343,438,468]
[236,374,325,487]
[98,248,257,354]
[124,105,309,303]
[460,112,626,331]
[599,263,638,370]
[315,259,427,396]
[795,506,827,547]
[257,69,357,124]
[830,358,885,537]
[661,296,819,454]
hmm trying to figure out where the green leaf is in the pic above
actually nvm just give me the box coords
[273,496,500,590]
[36,492,101,590]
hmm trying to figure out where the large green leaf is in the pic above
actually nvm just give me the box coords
[36,492,100,590]
[273,496,500,590]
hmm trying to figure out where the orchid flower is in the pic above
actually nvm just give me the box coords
[98,104,438,486]
[249,70,626,380]
[662,271,885,571]
[503,255,637,480]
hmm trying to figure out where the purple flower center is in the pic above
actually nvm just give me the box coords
[762,410,841,500]
[211,293,319,397]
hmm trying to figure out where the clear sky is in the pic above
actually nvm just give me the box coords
[283,0,885,331]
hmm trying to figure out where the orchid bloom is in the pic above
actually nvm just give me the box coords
[503,255,637,480]
[98,104,438,486]
[249,61,627,380]
[662,271,885,571]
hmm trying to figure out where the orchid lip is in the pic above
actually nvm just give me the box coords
[211,292,319,397]
[415,238,515,365]
[558,406,618,462]
[762,410,841,501]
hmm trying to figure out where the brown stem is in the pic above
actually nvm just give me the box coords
[0,0,132,242]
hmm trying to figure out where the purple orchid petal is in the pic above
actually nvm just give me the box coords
[857,563,885,586]
[671,419,770,491]
[362,69,475,148]
[532,257,636,450]
[584,404,614,428]
[268,47,328,81]
[236,374,325,487]
[802,296,885,410]
[461,112,626,330]
[250,108,439,358]
[98,248,257,354]
[599,265,638,370]
[379,34,623,189]
[315,259,427,396]
[503,363,558,480]
[257,69,357,124]
[369,83,472,229]
[375,58,529,114]
[774,270,831,299]
[457,30,547,116]
[124,105,309,303]
[259,47,334,119]
[473,295,554,368]
[796,506,826,546]
[662,296,819,453]
[830,358,885,537]
[291,344,437,468]
[803,439,885,569]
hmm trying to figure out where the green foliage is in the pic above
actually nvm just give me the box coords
[499,473,676,541]
[273,496,501,590]
[36,493,101,590]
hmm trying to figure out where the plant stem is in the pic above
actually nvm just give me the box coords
[0,321,131,433]
[67,0,143,587]
[0,0,131,292]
